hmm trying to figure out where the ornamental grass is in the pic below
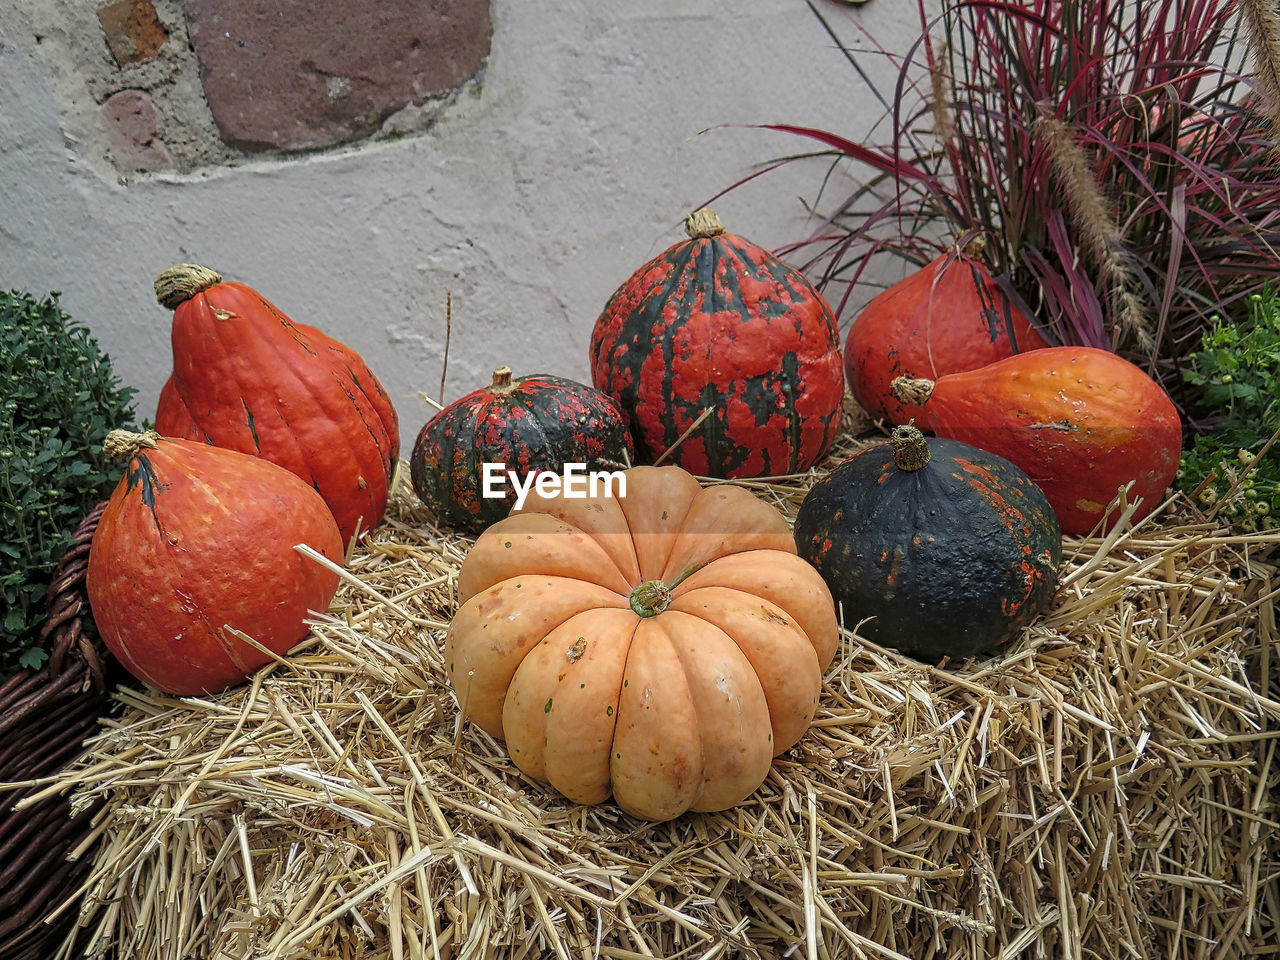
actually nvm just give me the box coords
[8,410,1277,960]
[733,0,1280,403]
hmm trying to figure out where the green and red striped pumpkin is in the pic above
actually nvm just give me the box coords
[589,208,844,479]
[410,366,633,534]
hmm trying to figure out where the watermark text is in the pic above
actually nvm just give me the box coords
[481,463,627,510]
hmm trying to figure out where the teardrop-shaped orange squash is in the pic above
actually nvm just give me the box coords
[894,346,1181,534]
[154,264,399,546]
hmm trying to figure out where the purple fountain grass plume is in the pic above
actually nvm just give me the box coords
[1237,0,1280,137]
[714,0,1280,403]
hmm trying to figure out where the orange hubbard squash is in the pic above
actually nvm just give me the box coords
[445,464,839,821]
[154,264,399,547]
[892,346,1181,534]
[846,244,1049,427]
[86,430,343,696]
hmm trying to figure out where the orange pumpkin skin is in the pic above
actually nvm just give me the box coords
[903,346,1181,535]
[155,265,399,547]
[86,432,343,696]
[445,465,839,821]
[155,374,201,439]
[846,252,1049,427]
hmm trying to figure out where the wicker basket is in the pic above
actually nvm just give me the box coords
[0,503,119,960]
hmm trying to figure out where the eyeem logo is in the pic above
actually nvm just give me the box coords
[482,463,627,510]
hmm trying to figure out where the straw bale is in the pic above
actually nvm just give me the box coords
[9,428,1280,960]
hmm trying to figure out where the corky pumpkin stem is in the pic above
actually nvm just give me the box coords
[889,425,932,472]
[103,429,161,461]
[960,233,988,260]
[489,366,517,394]
[629,579,672,618]
[891,375,935,408]
[155,264,223,310]
[684,208,726,239]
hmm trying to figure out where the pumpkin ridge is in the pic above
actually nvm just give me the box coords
[610,618,704,819]
[670,550,840,668]
[658,608,773,813]
[539,607,640,805]
[666,586,822,757]
[456,512,634,602]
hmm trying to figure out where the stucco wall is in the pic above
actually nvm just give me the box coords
[2,1,925,452]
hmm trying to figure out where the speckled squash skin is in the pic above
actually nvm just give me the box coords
[86,432,343,696]
[410,367,634,535]
[589,209,844,479]
[153,264,399,548]
[445,464,840,821]
[894,346,1182,535]
[794,427,1061,664]
[845,250,1049,428]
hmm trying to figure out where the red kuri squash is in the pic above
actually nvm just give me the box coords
[846,243,1049,427]
[86,430,343,696]
[893,346,1181,534]
[154,264,399,547]
[155,373,200,438]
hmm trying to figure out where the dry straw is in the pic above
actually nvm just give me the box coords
[8,422,1279,960]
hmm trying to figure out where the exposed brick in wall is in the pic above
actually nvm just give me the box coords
[97,0,169,67]
[185,0,492,152]
[101,88,171,169]
[26,0,491,175]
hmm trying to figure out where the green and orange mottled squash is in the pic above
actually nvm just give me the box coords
[86,430,343,696]
[154,264,399,547]
[892,346,1182,535]
[794,426,1061,664]
[589,208,844,479]
[446,464,839,821]
[410,366,633,535]
[845,242,1049,428]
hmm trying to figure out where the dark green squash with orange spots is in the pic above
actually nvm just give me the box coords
[410,366,633,535]
[589,208,844,479]
[794,425,1061,663]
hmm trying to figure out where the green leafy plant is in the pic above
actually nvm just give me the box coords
[1176,288,1280,531]
[1,290,137,674]
[729,0,1280,401]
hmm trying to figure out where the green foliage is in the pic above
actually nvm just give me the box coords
[1176,289,1280,531]
[1,290,137,674]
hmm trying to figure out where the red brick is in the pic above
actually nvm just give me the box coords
[183,0,491,152]
[102,89,171,171]
[97,0,169,67]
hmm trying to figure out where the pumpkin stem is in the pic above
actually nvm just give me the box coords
[684,208,726,240]
[489,366,517,394]
[959,233,988,260]
[155,264,224,310]
[629,579,672,618]
[891,375,935,408]
[889,425,932,472]
[103,428,162,461]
